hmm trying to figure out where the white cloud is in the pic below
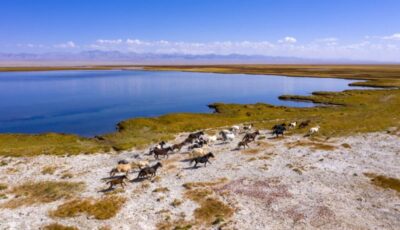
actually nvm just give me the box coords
[54,41,76,48]
[382,33,400,41]
[315,37,338,46]
[96,39,123,44]
[9,34,400,62]
[17,43,46,48]
[81,37,400,61]
[278,36,297,44]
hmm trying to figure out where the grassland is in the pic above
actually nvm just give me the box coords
[0,65,399,156]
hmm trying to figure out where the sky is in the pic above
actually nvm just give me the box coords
[1,0,400,61]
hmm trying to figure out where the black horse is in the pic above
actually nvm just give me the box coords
[272,125,286,137]
[190,152,215,168]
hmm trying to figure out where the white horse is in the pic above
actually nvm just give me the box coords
[309,125,320,135]
[230,125,240,133]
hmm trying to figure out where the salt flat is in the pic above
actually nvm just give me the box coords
[0,129,399,230]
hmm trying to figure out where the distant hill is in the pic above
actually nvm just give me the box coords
[0,50,392,66]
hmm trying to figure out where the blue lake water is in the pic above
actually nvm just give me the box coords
[0,70,363,136]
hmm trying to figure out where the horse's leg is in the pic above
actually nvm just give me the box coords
[107,183,113,190]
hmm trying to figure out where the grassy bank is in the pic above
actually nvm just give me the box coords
[0,65,399,156]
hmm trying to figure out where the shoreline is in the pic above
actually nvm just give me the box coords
[0,65,399,157]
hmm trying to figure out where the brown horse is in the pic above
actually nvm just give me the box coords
[106,175,128,189]
[242,130,260,142]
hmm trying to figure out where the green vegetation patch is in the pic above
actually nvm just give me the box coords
[50,195,126,220]
[0,133,110,157]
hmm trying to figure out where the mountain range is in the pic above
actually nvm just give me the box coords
[0,50,393,66]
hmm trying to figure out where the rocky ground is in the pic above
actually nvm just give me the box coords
[0,128,399,230]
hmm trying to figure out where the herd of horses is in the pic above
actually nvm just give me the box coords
[102,120,319,190]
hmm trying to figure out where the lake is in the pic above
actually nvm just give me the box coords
[0,70,363,136]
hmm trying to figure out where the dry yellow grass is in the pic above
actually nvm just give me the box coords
[341,143,352,148]
[184,188,214,202]
[42,223,79,230]
[193,197,234,225]
[183,188,234,226]
[182,178,228,189]
[157,219,193,230]
[182,178,234,227]
[241,148,261,155]
[364,173,400,193]
[2,181,85,208]
[170,199,183,207]
[152,187,170,193]
[0,183,7,191]
[50,195,126,220]
[286,141,336,151]
[41,166,57,175]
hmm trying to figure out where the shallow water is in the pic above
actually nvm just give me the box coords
[0,70,363,136]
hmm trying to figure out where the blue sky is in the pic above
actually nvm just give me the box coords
[1,0,400,61]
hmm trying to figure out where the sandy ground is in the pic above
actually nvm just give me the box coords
[0,129,399,230]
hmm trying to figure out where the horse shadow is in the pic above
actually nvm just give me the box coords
[180,158,192,163]
[183,166,199,170]
[130,177,148,183]
[214,142,227,146]
[98,187,115,193]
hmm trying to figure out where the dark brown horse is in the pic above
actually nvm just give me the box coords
[137,162,163,178]
[171,142,185,152]
[153,147,173,159]
[237,139,251,149]
[242,130,260,142]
